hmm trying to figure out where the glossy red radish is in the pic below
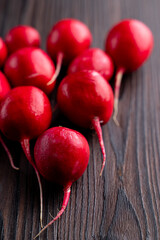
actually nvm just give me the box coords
[68,48,114,81]
[0,71,16,169]
[34,126,90,238]
[57,70,114,175]
[0,86,52,226]
[5,25,40,54]
[105,19,153,125]
[4,47,55,95]
[0,38,7,67]
[46,18,92,86]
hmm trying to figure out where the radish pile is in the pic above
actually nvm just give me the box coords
[0,19,153,236]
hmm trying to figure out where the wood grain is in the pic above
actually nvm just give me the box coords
[0,0,159,239]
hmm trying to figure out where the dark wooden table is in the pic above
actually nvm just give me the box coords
[0,0,160,239]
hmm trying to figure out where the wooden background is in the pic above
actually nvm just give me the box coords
[0,0,159,239]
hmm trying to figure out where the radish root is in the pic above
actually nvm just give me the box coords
[34,185,71,239]
[92,117,106,176]
[21,138,44,228]
[113,68,124,126]
[47,52,63,86]
[0,134,19,170]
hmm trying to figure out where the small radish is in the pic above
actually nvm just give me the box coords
[68,48,114,81]
[0,86,52,226]
[57,70,114,175]
[5,25,40,54]
[0,38,7,67]
[0,71,16,169]
[34,126,90,238]
[105,19,153,125]
[4,47,55,95]
[46,18,92,86]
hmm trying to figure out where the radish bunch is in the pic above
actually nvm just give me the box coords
[0,18,153,237]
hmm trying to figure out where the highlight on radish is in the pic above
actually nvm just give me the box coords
[5,25,40,54]
[57,70,114,175]
[105,19,153,125]
[46,18,92,86]
[0,86,52,227]
[68,48,114,81]
[4,47,56,95]
[34,126,90,238]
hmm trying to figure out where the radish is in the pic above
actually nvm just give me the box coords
[105,19,153,125]
[5,25,40,54]
[57,70,114,175]
[34,126,90,237]
[68,48,114,81]
[0,38,7,67]
[4,47,56,95]
[46,18,92,86]
[0,86,52,226]
[0,71,16,169]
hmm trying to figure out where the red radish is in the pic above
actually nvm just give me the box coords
[34,126,90,237]
[0,71,16,169]
[46,18,92,86]
[57,70,114,175]
[68,48,114,81]
[105,19,153,125]
[5,25,40,54]
[0,38,7,67]
[0,86,52,226]
[4,47,55,95]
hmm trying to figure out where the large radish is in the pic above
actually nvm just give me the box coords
[0,86,52,227]
[57,70,114,175]
[34,126,90,238]
[105,19,153,125]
